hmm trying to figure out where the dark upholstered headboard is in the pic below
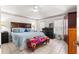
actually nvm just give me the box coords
[11,22,31,28]
[11,22,31,31]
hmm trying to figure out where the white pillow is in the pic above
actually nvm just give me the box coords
[12,28,25,33]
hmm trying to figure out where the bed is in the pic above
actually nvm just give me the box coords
[11,22,47,49]
[11,32,46,49]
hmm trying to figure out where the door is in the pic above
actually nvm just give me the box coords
[68,12,77,54]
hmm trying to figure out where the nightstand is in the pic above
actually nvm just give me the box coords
[1,31,9,44]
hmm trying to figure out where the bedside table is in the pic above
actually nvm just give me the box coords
[1,31,9,44]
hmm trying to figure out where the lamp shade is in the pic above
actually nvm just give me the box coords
[0,21,8,32]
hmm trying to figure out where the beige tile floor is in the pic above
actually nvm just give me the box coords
[1,39,68,54]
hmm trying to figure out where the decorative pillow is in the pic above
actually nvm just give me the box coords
[27,28,31,32]
[25,28,28,32]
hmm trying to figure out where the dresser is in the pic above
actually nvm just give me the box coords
[42,28,54,39]
[1,31,9,44]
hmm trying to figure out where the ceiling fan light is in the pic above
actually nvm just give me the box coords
[32,5,39,12]
[33,9,39,12]
[34,6,38,9]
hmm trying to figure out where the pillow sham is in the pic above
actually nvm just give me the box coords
[12,28,25,33]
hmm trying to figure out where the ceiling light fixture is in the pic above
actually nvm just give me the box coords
[34,6,38,9]
[33,5,39,12]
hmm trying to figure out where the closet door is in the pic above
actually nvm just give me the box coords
[68,12,77,54]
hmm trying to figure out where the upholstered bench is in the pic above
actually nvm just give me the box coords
[27,36,49,51]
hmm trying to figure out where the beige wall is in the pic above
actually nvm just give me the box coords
[1,13,36,32]
[38,15,67,35]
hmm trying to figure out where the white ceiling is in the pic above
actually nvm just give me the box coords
[1,5,76,19]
